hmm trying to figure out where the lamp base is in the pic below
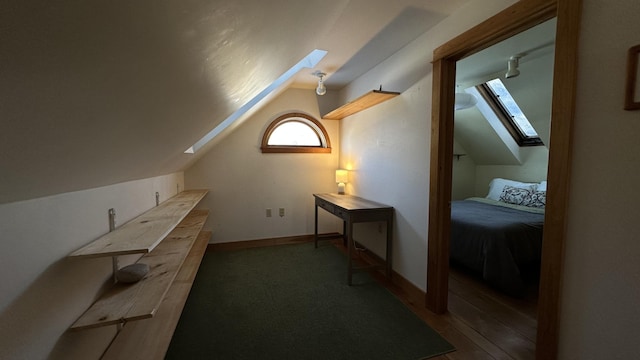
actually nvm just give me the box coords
[337,182,345,195]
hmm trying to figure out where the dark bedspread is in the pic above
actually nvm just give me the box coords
[450,198,544,294]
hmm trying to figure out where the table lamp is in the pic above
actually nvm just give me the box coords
[335,169,348,194]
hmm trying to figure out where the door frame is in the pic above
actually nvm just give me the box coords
[425,0,581,359]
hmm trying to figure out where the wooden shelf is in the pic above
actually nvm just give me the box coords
[323,90,400,120]
[101,230,211,360]
[71,209,209,330]
[69,190,208,259]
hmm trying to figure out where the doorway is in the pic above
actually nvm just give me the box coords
[425,0,581,359]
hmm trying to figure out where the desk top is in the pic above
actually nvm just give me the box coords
[313,193,393,211]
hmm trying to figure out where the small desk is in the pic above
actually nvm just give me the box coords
[313,193,394,285]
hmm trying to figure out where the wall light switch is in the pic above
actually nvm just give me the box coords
[279,208,285,217]
[266,208,272,217]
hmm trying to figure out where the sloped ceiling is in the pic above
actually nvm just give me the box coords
[454,18,556,165]
[1,0,471,204]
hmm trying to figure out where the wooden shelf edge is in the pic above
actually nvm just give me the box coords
[69,189,208,259]
[323,90,400,120]
[70,210,209,331]
[101,231,212,360]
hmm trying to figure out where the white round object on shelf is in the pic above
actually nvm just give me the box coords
[117,263,150,283]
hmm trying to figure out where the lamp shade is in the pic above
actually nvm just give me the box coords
[454,92,477,110]
[335,169,348,183]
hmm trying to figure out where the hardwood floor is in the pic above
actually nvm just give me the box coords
[441,267,538,359]
[337,242,539,360]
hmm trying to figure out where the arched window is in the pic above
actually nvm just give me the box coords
[261,112,331,153]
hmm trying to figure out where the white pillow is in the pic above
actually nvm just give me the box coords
[538,180,547,192]
[486,178,538,201]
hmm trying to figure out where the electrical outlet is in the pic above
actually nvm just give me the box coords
[266,208,272,217]
[279,208,285,217]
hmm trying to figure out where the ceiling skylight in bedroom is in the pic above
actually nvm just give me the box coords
[477,78,543,146]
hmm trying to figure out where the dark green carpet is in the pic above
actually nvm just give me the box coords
[166,243,454,360]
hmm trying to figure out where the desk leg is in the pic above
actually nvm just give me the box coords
[386,217,393,279]
[342,221,347,246]
[347,220,353,285]
[314,204,319,248]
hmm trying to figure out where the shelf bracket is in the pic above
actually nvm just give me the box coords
[453,153,466,161]
[108,208,119,285]
[108,208,124,334]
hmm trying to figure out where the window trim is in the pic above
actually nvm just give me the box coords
[476,81,544,146]
[261,112,331,153]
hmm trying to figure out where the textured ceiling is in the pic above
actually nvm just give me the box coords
[456,18,557,86]
[0,0,471,203]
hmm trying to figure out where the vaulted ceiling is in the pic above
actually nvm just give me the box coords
[1,0,473,204]
[454,18,556,165]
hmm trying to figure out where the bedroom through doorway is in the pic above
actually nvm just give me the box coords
[445,17,556,357]
[426,0,581,358]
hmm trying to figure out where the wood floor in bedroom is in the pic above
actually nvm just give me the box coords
[330,240,539,360]
[379,264,539,360]
[437,267,538,359]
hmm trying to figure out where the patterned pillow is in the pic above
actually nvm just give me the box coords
[486,178,538,201]
[526,190,546,208]
[499,185,546,208]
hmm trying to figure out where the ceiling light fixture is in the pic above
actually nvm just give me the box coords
[505,54,523,79]
[455,92,477,110]
[454,85,477,111]
[313,70,327,95]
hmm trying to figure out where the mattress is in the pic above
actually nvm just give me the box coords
[450,197,544,294]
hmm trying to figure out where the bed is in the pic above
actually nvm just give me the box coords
[450,179,546,295]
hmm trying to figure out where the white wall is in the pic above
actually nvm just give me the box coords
[185,88,341,243]
[452,144,548,199]
[470,50,553,193]
[559,0,640,357]
[340,77,433,287]
[0,173,184,360]
[453,50,553,197]
[474,147,549,196]
[452,140,477,200]
[338,0,520,290]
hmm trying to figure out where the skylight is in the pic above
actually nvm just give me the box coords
[186,49,328,154]
[478,78,543,146]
